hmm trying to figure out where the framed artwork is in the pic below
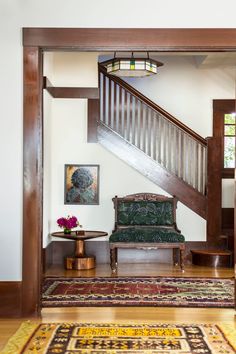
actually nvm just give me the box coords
[64,164,99,205]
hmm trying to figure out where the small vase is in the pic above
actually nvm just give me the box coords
[63,228,71,235]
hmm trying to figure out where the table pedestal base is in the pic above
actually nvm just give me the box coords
[65,256,95,270]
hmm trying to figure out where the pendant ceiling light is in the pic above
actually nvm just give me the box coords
[100,52,163,78]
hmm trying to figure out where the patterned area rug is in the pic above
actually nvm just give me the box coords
[2,321,236,354]
[42,277,234,308]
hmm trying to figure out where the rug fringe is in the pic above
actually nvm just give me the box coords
[1,321,38,354]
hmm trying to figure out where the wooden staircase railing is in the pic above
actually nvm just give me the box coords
[99,64,207,195]
[96,64,222,228]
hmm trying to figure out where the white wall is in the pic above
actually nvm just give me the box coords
[46,98,206,245]
[2,0,236,279]
[124,57,236,137]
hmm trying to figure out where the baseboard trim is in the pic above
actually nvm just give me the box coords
[43,241,54,272]
[0,281,22,317]
[43,240,209,268]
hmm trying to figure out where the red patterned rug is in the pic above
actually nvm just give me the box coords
[42,277,234,308]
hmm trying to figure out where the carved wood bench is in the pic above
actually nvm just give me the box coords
[109,193,185,272]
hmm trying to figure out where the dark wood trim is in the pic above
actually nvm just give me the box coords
[42,241,54,273]
[43,76,53,89]
[43,76,99,98]
[43,240,206,267]
[185,241,209,263]
[22,28,236,317]
[22,47,43,317]
[221,168,235,179]
[191,249,232,267]
[87,99,99,142]
[213,99,235,178]
[220,207,234,252]
[213,99,235,134]
[206,137,222,246]
[23,28,236,51]
[234,169,236,309]
[222,208,234,229]
[0,282,22,317]
[46,87,99,99]
[99,65,207,146]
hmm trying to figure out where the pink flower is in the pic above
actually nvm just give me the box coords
[57,215,81,230]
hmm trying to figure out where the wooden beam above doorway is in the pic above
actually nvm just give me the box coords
[23,28,236,51]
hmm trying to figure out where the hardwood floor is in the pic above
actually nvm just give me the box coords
[0,263,235,351]
[44,262,234,278]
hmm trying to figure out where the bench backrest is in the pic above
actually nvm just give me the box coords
[112,193,178,231]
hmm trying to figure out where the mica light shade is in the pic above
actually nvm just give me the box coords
[101,57,163,77]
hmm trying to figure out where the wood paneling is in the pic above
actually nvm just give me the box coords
[191,249,232,268]
[206,137,222,245]
[234,169,236,309]
[0,282,22,317]
[46,87,99,99]
[185,241,209,264]
[43,240,209,268]
[222,208,234,229]
[43,76,99,99]
[22,47,43,317]
[213,100,235,178]
[44,241,176,266]
[221,208,234,252]
[42,242,53,273]
[23,28,236,51]
[87,99,99,142]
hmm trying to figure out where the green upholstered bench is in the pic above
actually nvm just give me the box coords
[109,193,185,272]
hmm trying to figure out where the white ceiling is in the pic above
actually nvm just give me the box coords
[99,52,236,69]
[154,52,236,68]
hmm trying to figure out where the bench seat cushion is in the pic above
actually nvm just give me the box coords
[109,227,185,243]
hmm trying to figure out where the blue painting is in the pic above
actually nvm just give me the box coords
[64,164,99,205]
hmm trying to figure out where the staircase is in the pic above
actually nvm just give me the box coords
[98,64,210,219]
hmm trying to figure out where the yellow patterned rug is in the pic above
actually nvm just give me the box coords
[2,321,236,353]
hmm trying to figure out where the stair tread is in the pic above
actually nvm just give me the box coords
[191,249,232,256]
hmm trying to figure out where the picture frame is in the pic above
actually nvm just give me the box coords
[64,164,99,205]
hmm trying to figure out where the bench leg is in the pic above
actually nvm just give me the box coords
[110,248,118,273]
[173,248,179,266]
[173,247,185,272]
[180,248,185,273]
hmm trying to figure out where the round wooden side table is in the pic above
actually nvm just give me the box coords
[51,230,108,270]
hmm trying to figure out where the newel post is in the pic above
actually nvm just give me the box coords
[206,137,222,246]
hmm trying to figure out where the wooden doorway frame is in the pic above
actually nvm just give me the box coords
[22,28,236,316]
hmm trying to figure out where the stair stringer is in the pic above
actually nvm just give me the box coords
[98,123,206,219]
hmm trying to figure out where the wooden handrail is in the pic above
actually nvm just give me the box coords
[99,64,207,147]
